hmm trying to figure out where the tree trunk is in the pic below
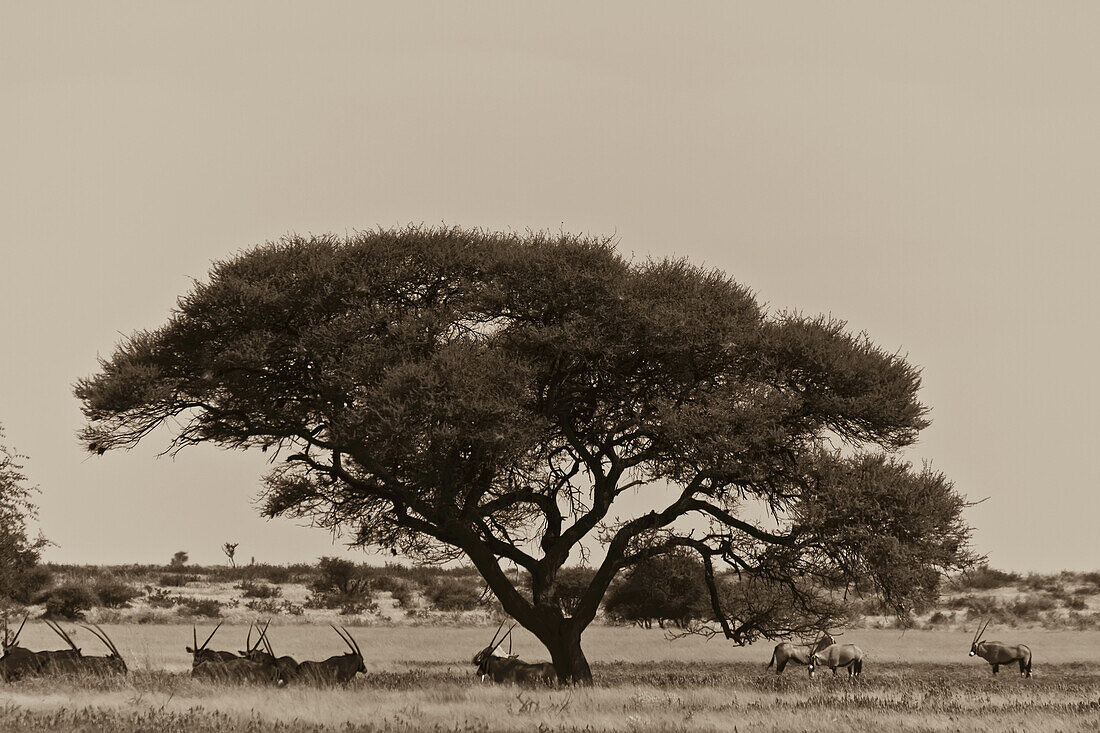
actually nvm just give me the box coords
[540,619,592,685]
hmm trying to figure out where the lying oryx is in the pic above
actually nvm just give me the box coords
[472,622,556,685]
[968,619,1031,678]
[292,625,366,685]
[186,623,239,667]
[766,633,835,675]
[809,642,863,678]
[0,617,40,681]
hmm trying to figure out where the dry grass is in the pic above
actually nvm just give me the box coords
[2,626,1099,731]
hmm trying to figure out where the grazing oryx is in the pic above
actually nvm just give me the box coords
[293,625,365,685]
[77,624,127,675]
[186,623,238,667]
[968,619,1031,678]
[472,623,556,685]
[809,641,863,678]
[766,632,835,675]
[1,617,41,681]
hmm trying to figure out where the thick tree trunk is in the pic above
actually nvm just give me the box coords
[541,619,592,685]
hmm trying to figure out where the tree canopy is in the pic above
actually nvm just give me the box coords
[76,227,974,682]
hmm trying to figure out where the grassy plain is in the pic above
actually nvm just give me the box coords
[2,626,1099,732]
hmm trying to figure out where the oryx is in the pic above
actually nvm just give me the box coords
[0,616,41,681]
[77,624,127,675]
[191,622,278,683]
[968,619,1031,678]
[186,623,238,667]
[472,622,556,685]
[239,621,300,684]
[766,632,835,675]
[292,625,365,685]
[809,641,863,678]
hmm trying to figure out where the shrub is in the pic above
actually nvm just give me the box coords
[426,577,482,612]
[949,566,1020,591]
[159,574,195,587]
[385,579,420,609]
[93,580,140,608]
[177,597,222,618]
[38,583,98,619]
[236,580,281,599]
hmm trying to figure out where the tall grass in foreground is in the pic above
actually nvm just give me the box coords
[2,664,1100,732]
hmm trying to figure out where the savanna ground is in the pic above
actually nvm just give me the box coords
[2,626,1098,732]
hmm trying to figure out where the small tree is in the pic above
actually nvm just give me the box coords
[0,424,51,603]
[76,227,976,683]
[222,542,239,568]
[169,551,189,569]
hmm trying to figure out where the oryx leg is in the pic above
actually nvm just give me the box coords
[991,664,998,675]
[776,659,786,674]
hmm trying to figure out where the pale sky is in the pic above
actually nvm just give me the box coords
[1,2,1097,570]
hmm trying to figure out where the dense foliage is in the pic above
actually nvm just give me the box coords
[0,425,51,603]
[76,227,975,681]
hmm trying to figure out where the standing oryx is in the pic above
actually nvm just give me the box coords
[293,625,365,684]
[809,640,864,678]
[766,632,835,675]
[968,619,1031,678]
[472,622,556,685]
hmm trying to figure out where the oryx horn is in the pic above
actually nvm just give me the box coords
[490,624,516,656]
[199,621,222,651]
[487,619,506,648]
[45,619,80,651]
[81,623,121,657]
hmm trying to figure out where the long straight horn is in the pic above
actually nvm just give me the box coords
[487,619,506,647]
[193,626,198,651]
[81,624,113,656]
[45,620,79,651]
[977,618,991,643]
[330,624,356,655]
[11,616,27,646]
[94,624,122,658]
[246,622,253,652]
[490,624,516,655]
[341,625,363,651]
[252,620,271,653]
[199,622,222,651]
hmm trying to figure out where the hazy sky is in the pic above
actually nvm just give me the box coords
[2,3,1097,570]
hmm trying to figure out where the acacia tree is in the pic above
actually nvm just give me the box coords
[75,227,974,683]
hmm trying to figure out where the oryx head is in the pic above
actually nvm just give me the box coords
[330,624,366,674]
[186,622,222,656]
[807,630,833,677]
[238,620,272,660]
[472,620,514,669]
[969,618,990,656]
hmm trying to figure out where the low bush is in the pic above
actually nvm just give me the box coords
[94,580,141,608]
[176,597,222,618]
[158,574,195,588]
[236,580,281,599]
[38,583,98,619]
[425,577,482,612]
